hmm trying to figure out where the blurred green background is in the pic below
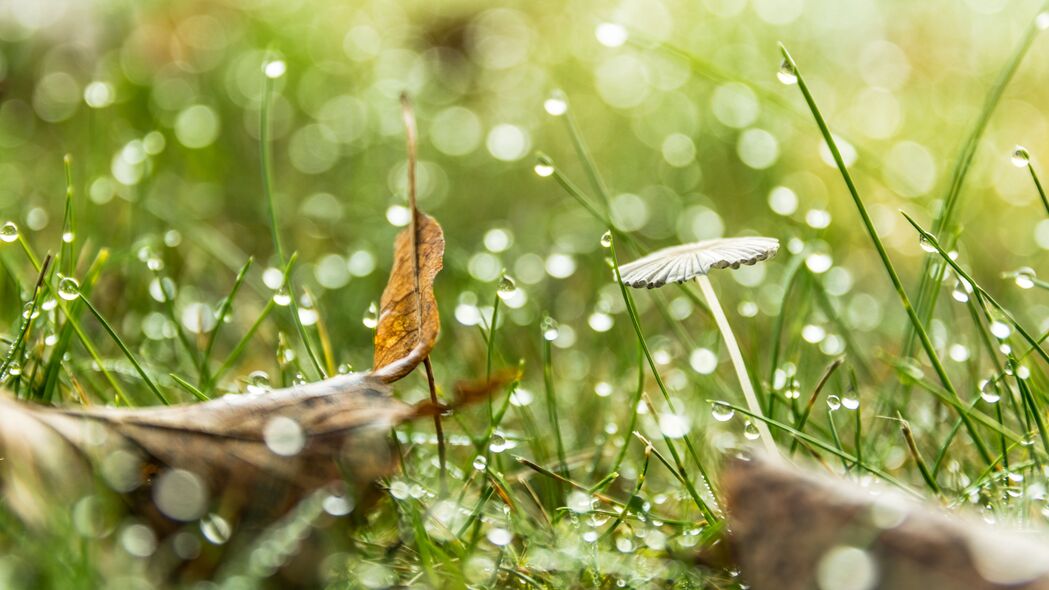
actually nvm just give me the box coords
[5,0,1049,586]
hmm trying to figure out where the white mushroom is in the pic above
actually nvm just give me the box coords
[619,237,779,289]
[619,236,781,458]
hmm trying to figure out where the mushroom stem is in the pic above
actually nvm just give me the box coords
[696,274,780,459]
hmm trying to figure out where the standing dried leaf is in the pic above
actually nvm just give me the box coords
[371,206,445,383]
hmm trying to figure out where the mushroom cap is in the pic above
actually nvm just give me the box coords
[619,237,780,289]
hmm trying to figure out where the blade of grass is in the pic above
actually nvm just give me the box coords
[904,8,1044,357]
[259,60,325,380]
[780,44,992,465]
[77,293,169,405]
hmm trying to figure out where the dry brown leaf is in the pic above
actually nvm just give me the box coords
[371,203,445,383]
[0,373,408,528]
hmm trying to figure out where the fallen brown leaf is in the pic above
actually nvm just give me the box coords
[0,373,406,528]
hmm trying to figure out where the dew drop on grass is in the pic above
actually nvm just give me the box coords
[246,370,270,393]
[472,455,488,471]
[600,230,613,248]
[594,381,613,397]
[990,321,1011,340]
[711,401,735,422]
[533,155,554,177]
[826,395,841,410]
[497,274,517,301]
[1014,267,1036,289]
[272,286,292,306]
[841,396,860,410]
[489,434,510,453]
[951,280,970,303]
[21,302,38,320]
[543,90,568,116]
[362,301,378,329]
[1018,365,1031,380]
[919,235,937,253]
[541,316,559,341]
[389,480,410,499]
[263,60,286,79]
[1012,145,1031,168]
[980,380,1000,403]
[486,528,513,546]
[62,231,74,243]
[0,221,18,243]
[509,388,533,406]
[57,277,80,300]
[777,59,798,85]
[200,513,232,545]
[743,421,760,440]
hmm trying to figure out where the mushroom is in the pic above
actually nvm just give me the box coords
[619,237,781,457]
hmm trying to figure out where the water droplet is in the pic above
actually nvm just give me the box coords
[541,316,559,341]
[472,455,488,471]
[1012,145,1031,168]
[990,321,1011,340]
[711,401,735,422]
[497,274,517,301]
[534,155,554,177]
[567,490,593,513]
[980,380,1001,403]
[777,59,798,85]
[246,370,270,393]
[952,280,970,303]
[263,416,305,456]
[200,513,232,545]
[389,480,410,499]
[509,388,533,406]
[61,231,74,244]
[600,231,613,248]
[0,221,19,243]
[146,256,163,271]
[826,395,841,410]
[489,434,511,453]
[1038,11,1049,29]
[272,286,292,306]
[323,494,354,516]
[1017,365,1031,380]
[57,277,80,300]
[21,301,38,320]
[543,90,568,116]
[263,60,286,79]
[1014,267,1037,290]
[919,235,937,253]
[743,421,760,440]
[486,527,513,546]
[841,396,860,410]
[337,362,352,374]
[363,301,378,329]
